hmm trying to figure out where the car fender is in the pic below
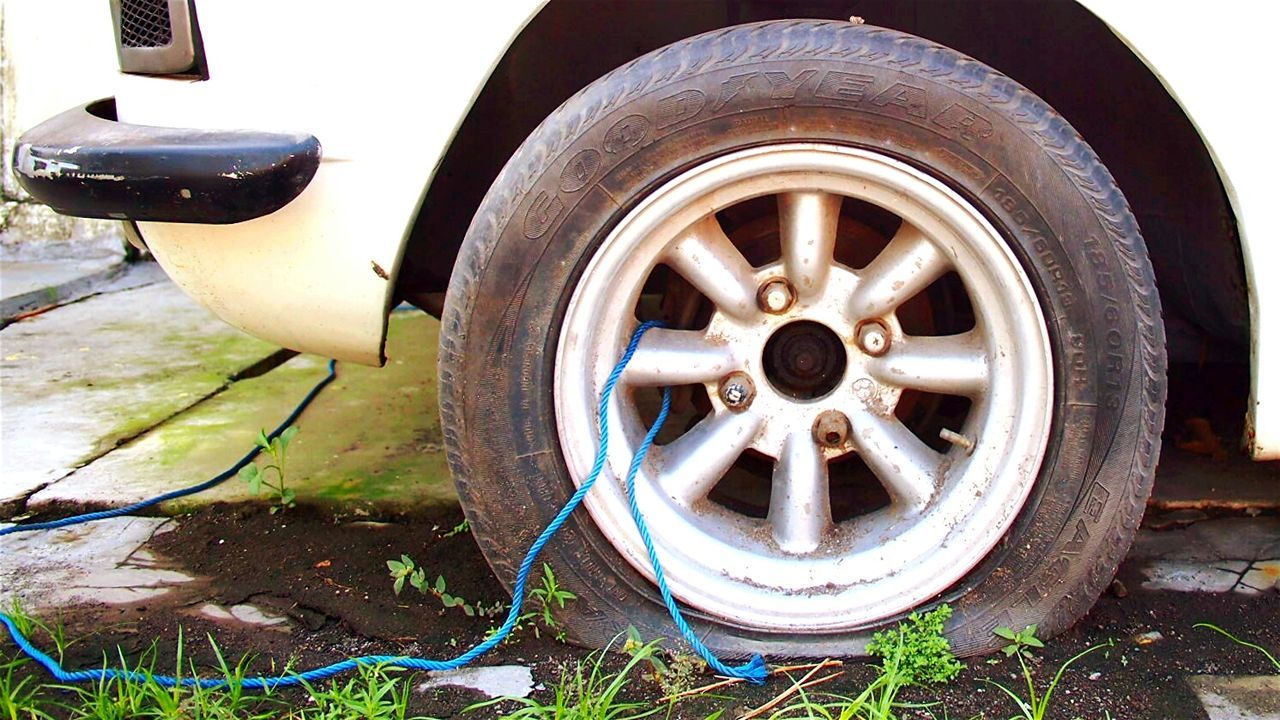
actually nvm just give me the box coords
[1078,0,1278,458]
[118,1,546,364]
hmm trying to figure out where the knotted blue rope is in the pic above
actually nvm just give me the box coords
[0,322,768,689]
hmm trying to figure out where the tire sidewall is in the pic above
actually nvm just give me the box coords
[444,22,1163,655]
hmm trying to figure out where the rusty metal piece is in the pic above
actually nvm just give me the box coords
[757,278,796,314]
[856,320,890,356]
[812,410,851,448]
[939,427,975,454]
[719,372,756,411]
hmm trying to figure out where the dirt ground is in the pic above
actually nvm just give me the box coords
[9,501,1277,719]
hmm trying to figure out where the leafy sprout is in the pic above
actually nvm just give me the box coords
[986,624,1112,720]
[237,426,299,513]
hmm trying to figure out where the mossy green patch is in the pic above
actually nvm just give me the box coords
[33,313,457,516]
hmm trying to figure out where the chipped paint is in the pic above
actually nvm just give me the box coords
[15,145,80,179]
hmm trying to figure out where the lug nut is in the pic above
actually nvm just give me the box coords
[857,320,891,356]
[719,372,756,411]
[812,410,851,449]
[757,278,796,314]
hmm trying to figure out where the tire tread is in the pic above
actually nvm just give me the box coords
[439,19,1166,654]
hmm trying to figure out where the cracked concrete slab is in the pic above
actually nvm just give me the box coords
[1240,561,1280,593]
[1,279,282,516]
[1131,517,1280,594]
[0,516,192,610]
[1188,676,1280,720]
[197,602,290,631]
[1130,517,1280,563]
[1141,560,1254,594]
[26,312,455,514]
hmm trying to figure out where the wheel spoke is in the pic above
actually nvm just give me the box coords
[867,331,988,397]
[778,191,841,300]
[622,328,736,387]
[848,409,944,511]
[767,431,831,554]
[848,223,950,320]
[663,216,758,320]
[657,410,763,506]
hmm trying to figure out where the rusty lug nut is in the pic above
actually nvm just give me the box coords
[718,372,756,411]
[757,278,796,314]
[812,410,851,449]
[856,320,891,356]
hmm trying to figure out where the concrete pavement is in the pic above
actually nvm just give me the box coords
[1,261,455,520]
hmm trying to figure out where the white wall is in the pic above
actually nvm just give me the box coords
[1,0,124,259]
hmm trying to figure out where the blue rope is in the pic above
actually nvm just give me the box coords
[0,322,768,689]
[623,386,767,682]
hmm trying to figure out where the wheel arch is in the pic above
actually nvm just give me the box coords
[398,0,1255,446]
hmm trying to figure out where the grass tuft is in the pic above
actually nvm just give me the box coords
[2,606,438,719]
[1194,622,1280,672]
[298,662,434,720]
[465,637,666,720]
[984,625,1111,720]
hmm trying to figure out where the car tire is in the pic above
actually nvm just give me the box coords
[439,20,1165,657]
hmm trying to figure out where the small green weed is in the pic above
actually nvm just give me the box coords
[493,563,578,643]
[529,564,577,641]
[867,604,964,687]
[298,662,434,720]
[386,555,503,619]
[1,655,56,720]
[994,626,1045,660]
[5,600,67,665]
[442,518,471,538]
[986,624,1111,720]
[1193,622,1279,671]
[766,605,961,720]
[621,627,704,698]
[238,427,299,513]
[51,630,281,720]
[1,610,440,719]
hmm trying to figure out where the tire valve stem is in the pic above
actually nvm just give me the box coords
[939,427,975,455]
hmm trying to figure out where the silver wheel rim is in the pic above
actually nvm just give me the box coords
[554,144,1053,632]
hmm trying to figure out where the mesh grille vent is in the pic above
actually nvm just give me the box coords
[119,0,173,48]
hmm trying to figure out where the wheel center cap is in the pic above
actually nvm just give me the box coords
[763,320,847,400]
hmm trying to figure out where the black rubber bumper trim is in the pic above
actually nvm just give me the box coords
[11,99,321,224]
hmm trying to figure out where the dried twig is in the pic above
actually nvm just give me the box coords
[660,659,843,703]
[740,663,844,720]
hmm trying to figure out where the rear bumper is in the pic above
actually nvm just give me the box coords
[12,99,320,224]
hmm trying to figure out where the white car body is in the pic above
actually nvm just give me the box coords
[69,0,1277,460]
[1074,1,1279,459]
